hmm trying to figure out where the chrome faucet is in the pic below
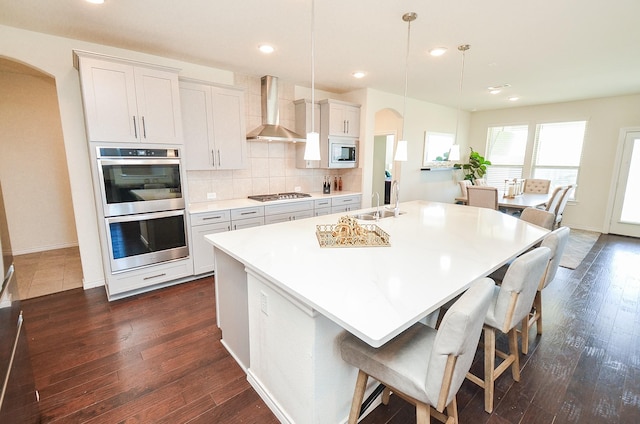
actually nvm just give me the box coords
[391,180,400,216]
[371,192,380,220]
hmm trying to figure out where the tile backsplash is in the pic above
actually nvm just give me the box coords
[186,74,362,203]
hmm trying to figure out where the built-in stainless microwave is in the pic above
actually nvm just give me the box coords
[328,138,358,168]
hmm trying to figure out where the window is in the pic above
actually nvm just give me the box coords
[484,125,528,187]
[532,121,586,191]
[423,132,454,164]
[483,121,586,199]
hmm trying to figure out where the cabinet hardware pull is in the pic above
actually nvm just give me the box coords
[217,149,221,166]
[240,211,257,215]
[211,149,215,166]
[202,216,222,221]
[133,116,138,138]
[141,116,147,138]
[234,224,237,230]
[143,273,166,281]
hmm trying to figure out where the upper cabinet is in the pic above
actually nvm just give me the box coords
[73,51,183,144]
[320,99,360,138]
[179,79,247,170]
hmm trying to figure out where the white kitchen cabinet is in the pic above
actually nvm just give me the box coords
[320,99,360,138]
[314,198,332,216]
[73,51,182,144]
[264,201,314,225]
[231,206,265,230]
[294,99,321,169]
[330,194,361,214]
[180,79,247,170]
[191,210,231,275]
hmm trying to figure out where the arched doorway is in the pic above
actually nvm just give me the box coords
[0,58,82,298]
[372,108,403,205]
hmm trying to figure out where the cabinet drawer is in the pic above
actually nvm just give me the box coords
[231,206,264,220]
[332,195,361,207]
[107,258,193,297]
[191,210,231,226]
[314,198,332,209]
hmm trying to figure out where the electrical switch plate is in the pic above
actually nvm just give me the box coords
[207,192,217,200]
[260,291,268,315]
[294,186,301,192]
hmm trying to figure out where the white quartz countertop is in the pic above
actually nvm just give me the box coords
[206,200,549,347]
[189,191,360,214]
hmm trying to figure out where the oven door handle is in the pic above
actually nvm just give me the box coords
[104,208,185,224]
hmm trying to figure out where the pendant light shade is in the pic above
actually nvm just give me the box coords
[394,139,408,162]
[303,0,321,161]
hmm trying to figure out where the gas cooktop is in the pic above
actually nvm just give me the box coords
[248,192,311,202]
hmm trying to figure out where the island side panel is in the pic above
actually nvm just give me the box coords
[214,247,250,371]
[246,270,359,424]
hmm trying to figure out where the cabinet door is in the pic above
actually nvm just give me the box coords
[232,216,264,230]
[78,57,139,142]
[180,83,215,170]
[192,221,230,275]
[134,67,183,144]
[344,106,360,137]
[211,86,247,169]
[328,103,347,136]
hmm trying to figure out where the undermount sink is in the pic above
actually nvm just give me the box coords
[352,210,405,220]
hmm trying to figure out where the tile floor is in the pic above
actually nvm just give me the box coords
[14,246,83,299]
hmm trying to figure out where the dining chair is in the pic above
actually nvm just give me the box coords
[520,207,555,230]
[466,186,498,210]
[458,180,472,198]
[553,185,576,228]
[340,278,495,424]
[544,185,567,216]
[520,226,570,354]
[466,246,551,413]
[523,179,551,194]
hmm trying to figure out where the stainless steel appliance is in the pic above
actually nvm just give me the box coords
[328,138,358,168]
[96,147,184,216]
[0,182,40,423]
[248,192,311,202]
[95,147,189,273]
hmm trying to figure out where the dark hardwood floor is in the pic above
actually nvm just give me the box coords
[22,233,640,423]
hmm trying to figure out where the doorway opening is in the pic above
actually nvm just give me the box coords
[0,58,82,299]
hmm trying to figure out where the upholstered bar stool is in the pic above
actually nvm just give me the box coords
[340,278,495,424]
[521,226,570,354]
[466,246,551,413]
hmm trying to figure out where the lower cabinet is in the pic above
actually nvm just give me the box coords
[264,201,314,225]
[330,194,361,214]
[231,207,265,230]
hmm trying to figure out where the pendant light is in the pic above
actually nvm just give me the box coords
[449,44,470,162]
[304,0,321,161]
[394,12,417,162]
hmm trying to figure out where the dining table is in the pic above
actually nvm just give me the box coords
[456,190,550,211]
[205,200,550,423]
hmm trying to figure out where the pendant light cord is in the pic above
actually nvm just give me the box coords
[454,44,470,144]
[310,0,315,132]
[401,13,415,140]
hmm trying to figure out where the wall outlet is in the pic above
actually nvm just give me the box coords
[207,192,217,200]
[260,291,268,315]
[294,186,301,192]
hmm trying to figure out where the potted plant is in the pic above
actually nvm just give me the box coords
[454,147,491,184]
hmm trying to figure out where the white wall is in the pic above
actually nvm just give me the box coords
[0,68,77,253]
[359,88,469,206]
[469,94,640,232]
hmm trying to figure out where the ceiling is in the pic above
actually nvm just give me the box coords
[1,0,638,111]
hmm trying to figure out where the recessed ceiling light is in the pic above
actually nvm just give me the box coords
[258,44,275,54]
[352,71,366,79]
[508,96,520,101]
[429,47,447,57]
[86,0,104,4]
[489,89,501,95]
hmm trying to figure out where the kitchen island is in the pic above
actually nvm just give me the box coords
[206,200,549,423]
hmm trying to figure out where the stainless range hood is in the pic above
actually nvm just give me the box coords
[246,75,306,142]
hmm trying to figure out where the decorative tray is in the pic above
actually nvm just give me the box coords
[316,217,391,248]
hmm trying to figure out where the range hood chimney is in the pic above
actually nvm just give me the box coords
[246,75,306,142]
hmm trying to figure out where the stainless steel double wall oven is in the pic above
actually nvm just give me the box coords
[95,147,189,273]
